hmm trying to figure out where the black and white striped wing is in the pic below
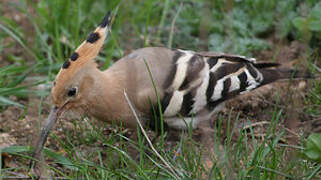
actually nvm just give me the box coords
[160,49,267,118]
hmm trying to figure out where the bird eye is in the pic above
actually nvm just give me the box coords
[67,87,77,97]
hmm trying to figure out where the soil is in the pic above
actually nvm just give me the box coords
[0,2,320,178]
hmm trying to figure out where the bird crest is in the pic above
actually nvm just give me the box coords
[51,11,111,106]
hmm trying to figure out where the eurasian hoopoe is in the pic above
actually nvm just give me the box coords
[30,11,311,171]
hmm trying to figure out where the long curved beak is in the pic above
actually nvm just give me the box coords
[29,105,64,170]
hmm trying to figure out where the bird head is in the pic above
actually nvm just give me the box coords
[30,12,112,169]
[51,11,111,112]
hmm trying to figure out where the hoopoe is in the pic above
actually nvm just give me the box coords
[30,11,312,170]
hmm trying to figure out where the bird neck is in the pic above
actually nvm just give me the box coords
[83,68,126,122]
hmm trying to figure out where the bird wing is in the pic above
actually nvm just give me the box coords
[128,48,278,117]
[111,47,300,130]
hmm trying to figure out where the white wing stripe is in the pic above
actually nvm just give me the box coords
[170,52,194,90]
[244,69,260,92]
[210,58,233,72]
[164,90,184,117]
[211,78,225,101]
[191,62,210,114]
[229,76,240,92]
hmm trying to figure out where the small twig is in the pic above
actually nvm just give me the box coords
[278,143,304,150]
[257,166,294,179]
[242,121,270,130]
[242,120,300,138]
[123,90,180,179]
[2,171,28,179]
[283,127,300,138]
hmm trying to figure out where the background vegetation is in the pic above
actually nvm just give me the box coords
[0,0,320,179]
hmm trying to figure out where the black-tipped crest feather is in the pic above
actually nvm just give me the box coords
[86,32,100,43]
[99,11,111,28]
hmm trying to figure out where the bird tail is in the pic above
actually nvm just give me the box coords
[253,62,313,85]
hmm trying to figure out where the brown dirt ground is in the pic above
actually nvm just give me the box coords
[0,2,320,178]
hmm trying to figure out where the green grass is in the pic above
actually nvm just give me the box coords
[1,108,320,179]
[0,0,321,179]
